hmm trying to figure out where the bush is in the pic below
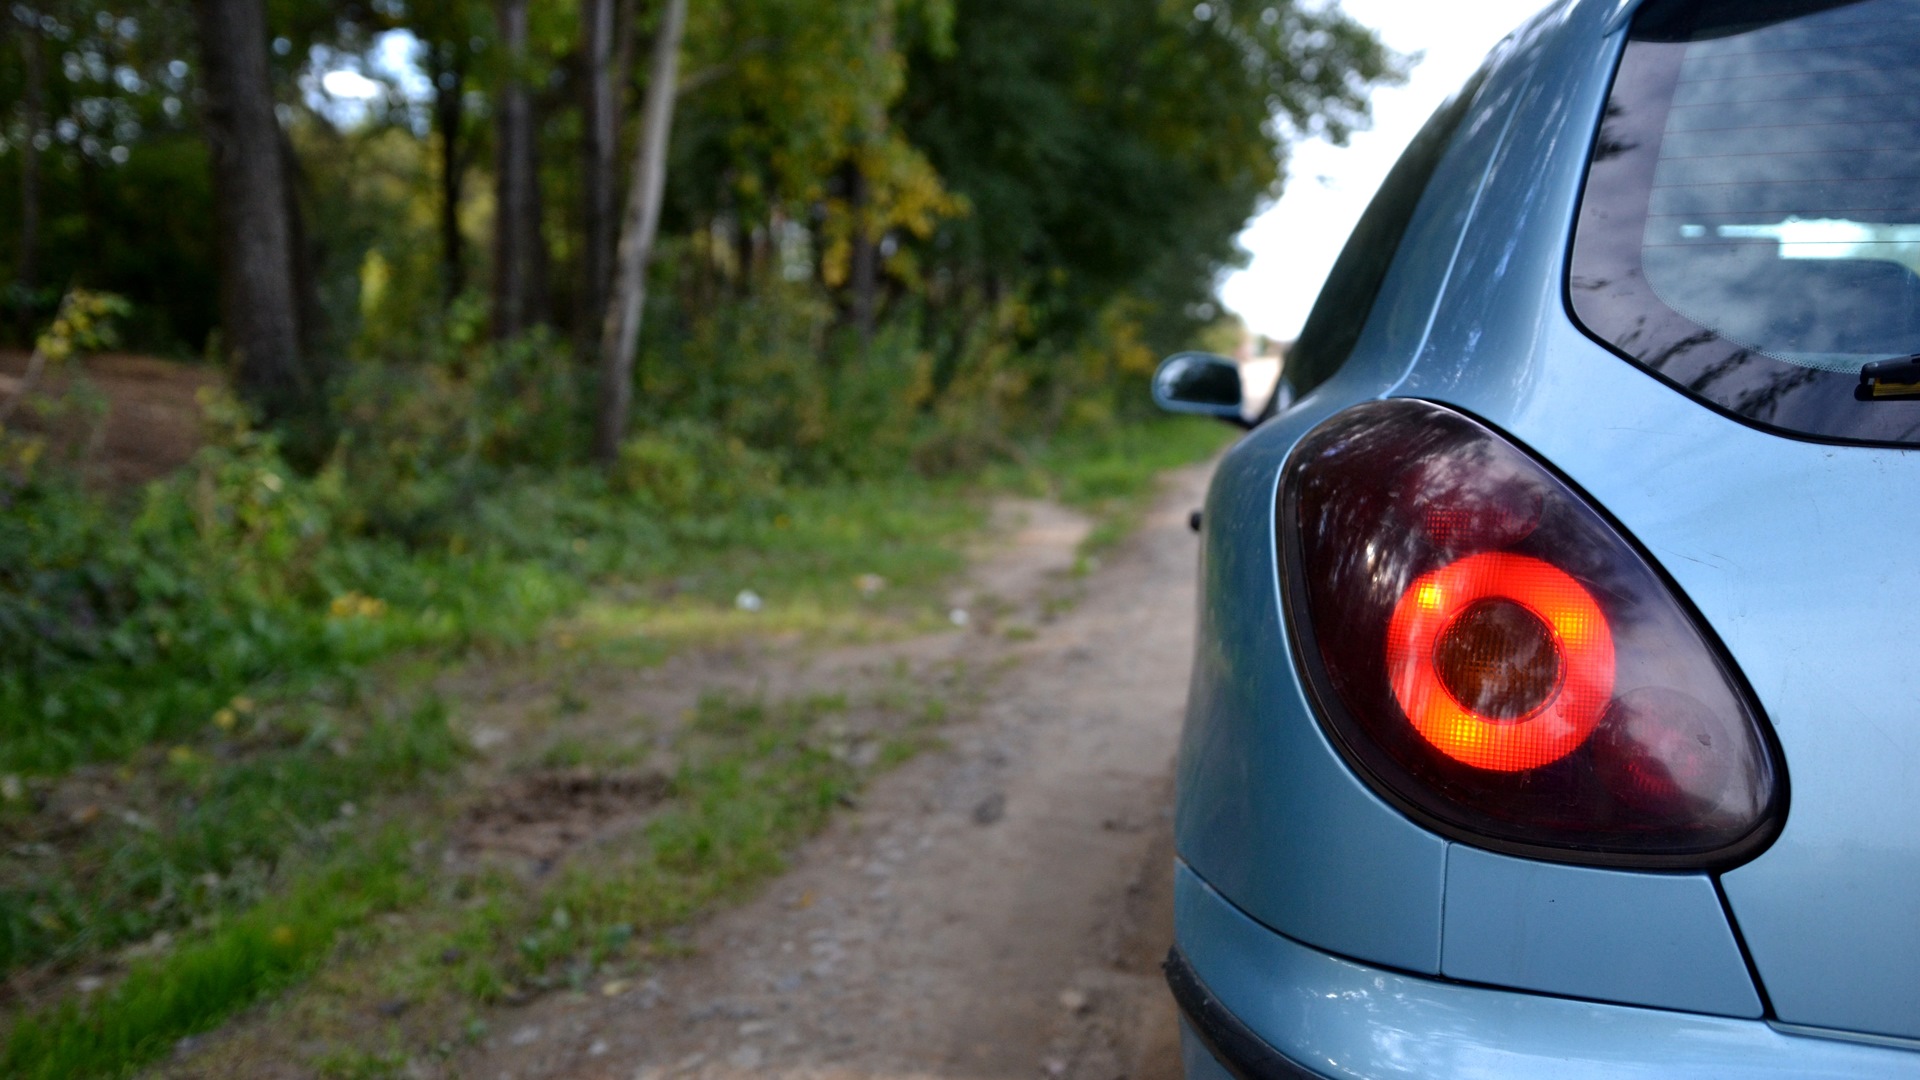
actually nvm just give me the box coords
[613,419,783,517]
[328,330,585,545]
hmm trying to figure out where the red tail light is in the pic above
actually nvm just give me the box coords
[1280,400,1783,867]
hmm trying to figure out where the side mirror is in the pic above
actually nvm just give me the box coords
[1153,351,1250,428]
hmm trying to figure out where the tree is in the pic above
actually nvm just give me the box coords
[594,0,687,463]
[491,0,546,339]
[10,8,44,343]
[898,0,1399,357]
[191,0,308,423]
[579,0,619,352]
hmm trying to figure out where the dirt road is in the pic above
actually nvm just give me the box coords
[451,461,1214,1080]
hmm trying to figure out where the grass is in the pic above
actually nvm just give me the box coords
[446,692,883,997]
[0,829,423,1080]
[0,413,1228,1078]
[0,694,460,977]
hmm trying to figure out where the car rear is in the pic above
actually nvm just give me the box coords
[1172,0,1920,1075]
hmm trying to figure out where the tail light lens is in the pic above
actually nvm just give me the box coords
[1280,400,1783,867]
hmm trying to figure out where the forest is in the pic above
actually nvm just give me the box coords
[0,2,1396,1074]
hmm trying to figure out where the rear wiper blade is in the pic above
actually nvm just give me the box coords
[1860,355,1920,399]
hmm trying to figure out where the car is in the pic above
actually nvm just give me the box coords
[1152,0,1920,1076]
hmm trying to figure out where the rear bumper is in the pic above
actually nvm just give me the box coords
[1172,860,1920,1079]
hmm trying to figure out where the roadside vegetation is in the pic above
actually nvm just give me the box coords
[0,389,1228,1078]
[0,0,1397,1074]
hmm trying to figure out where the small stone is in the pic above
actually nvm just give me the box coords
[588,1039,609,1057]
[0,775,21,802]
[738,1019,773,1037]
[972,793,1006,825]
[1059,988,1089,1012]
[1043,1057,1068,1077]
[509,1025,541,1047]
[75,975,104,993]
[949,608,971,627]
[855,573,887,596]
[470,726,509,752]
[601,979,629,997]
[735,589,764,613]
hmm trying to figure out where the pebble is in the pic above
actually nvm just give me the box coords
[508,1025,542,1046]
[972,792,1007,825]
[588,1039,609,1057]
[1059,988,1089,1012]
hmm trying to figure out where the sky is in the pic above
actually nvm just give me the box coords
[1220,0,1552,342]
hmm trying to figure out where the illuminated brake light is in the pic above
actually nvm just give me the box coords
[1386,553,1614,772]
[1281,400,1782,867]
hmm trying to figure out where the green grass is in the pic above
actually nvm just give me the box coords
[429,692,884,999]
[0,696,460,977]
[0,414,1225,1078]
[1023,416,1233,562]
[0,830,423,1080]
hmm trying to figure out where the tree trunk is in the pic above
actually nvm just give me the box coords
[579,0,618,355]
[845,13,893,342]
[429,43,467,305]
[279,125,326,365]
[492,0,546,339]
[191,0,307,423]
[594,0,687,464]
[14,10,43,343]
[848,165,877,339]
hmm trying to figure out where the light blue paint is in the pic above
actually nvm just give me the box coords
[1392,0,1920,1039]
[1170,0,1549,977]
[1176,862,1920,1078]
[1175,0,1920,1056]
[1442,847,1761,1018]
[1176,425,1449,974]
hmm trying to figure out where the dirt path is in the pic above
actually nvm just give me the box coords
[449,461,1213,1080]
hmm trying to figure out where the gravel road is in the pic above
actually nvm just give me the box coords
[451,460,1214,1080]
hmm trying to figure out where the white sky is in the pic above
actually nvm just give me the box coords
[1220,0,1552,342]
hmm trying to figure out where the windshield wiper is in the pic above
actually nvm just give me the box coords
[1860,355,1920,399]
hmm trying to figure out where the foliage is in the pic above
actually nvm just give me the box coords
[0,830,423,1080]
[0,695,460,976]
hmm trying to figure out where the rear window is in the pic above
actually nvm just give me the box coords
[1569,0,1920,446]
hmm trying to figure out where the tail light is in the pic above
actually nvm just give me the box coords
[1280,400,1783,867]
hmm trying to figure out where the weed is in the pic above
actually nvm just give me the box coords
[0,830,423,1080]
[0,696,460,975]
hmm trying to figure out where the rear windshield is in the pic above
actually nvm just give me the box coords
[1569,0,1920,446]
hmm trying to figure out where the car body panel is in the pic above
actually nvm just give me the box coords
[1180,429,1450,974]
[1441,847,1760,1018]
[1176,859,1920,1079]
[1169,0,1554,980]
[1179,0,1920,1058]
[1177,0,1776,1016]
[1386,0,1920,1040]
